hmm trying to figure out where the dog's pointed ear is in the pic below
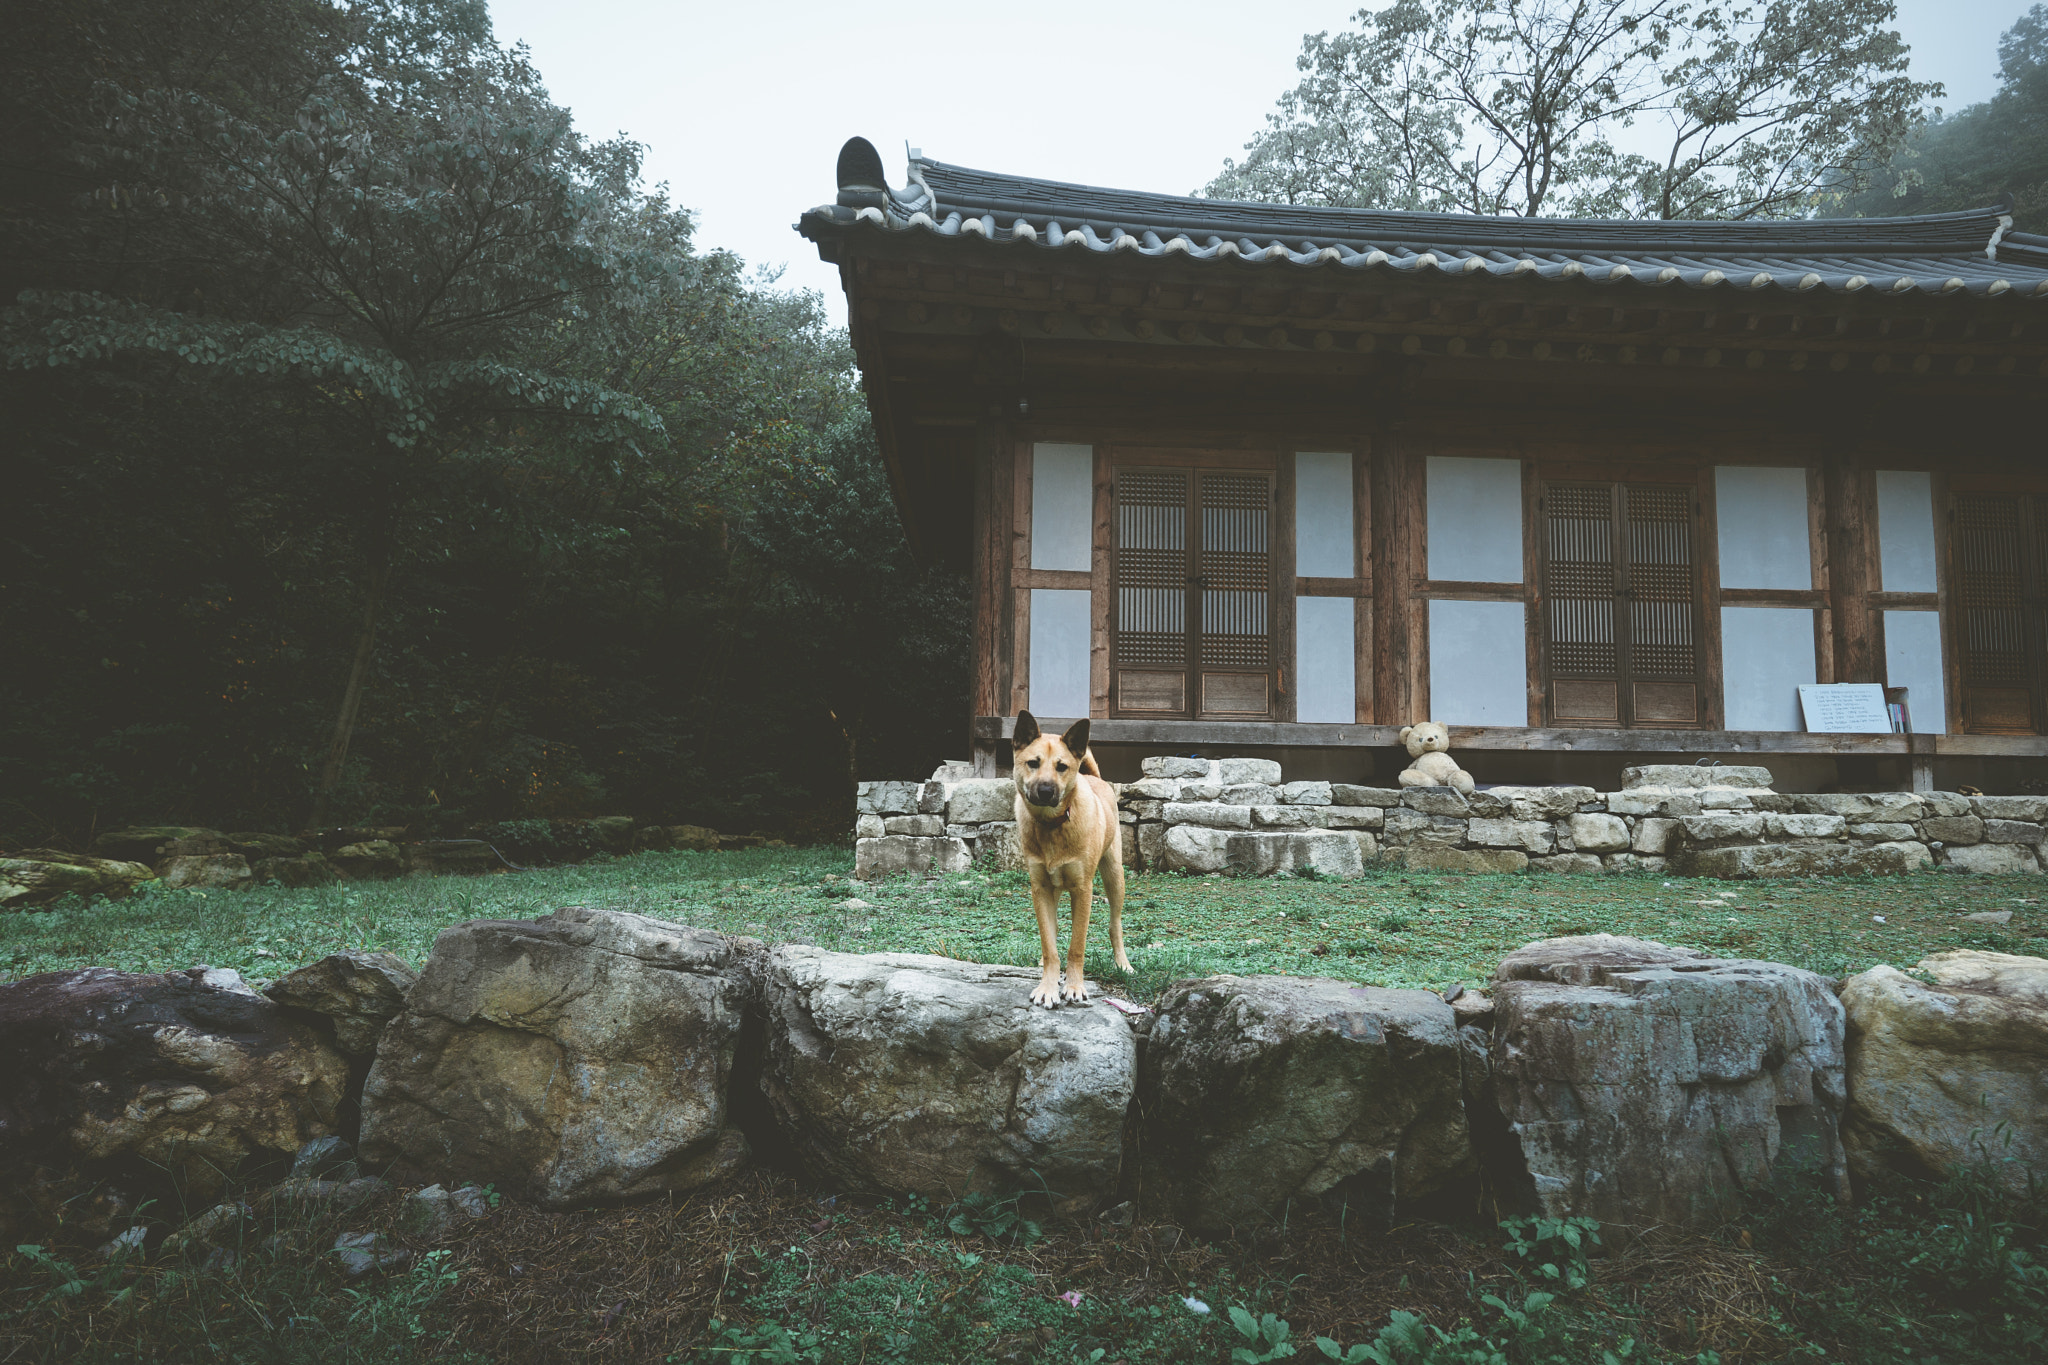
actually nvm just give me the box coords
[1061,718,1091,759]
[1013,711,1040,747]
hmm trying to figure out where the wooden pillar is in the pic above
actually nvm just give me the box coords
[1372,433,1424,723]
[971,420,1015,775]
[1822,452,1878,684]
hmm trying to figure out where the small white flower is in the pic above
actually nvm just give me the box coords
[1183,1296,1210,1315]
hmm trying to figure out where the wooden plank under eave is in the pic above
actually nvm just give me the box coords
[1354,444,1376,725]
[1806,462,1835,686]
[1444,726,1910,754]
[963,715,2047,756]
[1010,439,1034,715]
[1090,445,1112,718]
[1522,455,1544,727]
[1275,451,1298,724]
[1824,451,1878,684]
[971,421,1008,719]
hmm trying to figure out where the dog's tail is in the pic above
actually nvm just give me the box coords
[1080,751,1100,777]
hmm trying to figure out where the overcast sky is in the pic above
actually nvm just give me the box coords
[487,0,2034,325]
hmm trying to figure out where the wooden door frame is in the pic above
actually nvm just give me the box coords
[1533,464,1715,731]
[1103,446,1285,722]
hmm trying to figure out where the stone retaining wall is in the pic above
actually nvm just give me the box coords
[8,916,2045,1248]
[856,762,2045,880]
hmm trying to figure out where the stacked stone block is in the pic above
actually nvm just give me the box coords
[858,762,2047,880]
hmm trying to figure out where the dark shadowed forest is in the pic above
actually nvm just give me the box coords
[1,0,967,846]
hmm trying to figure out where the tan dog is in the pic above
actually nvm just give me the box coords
[1011,710,1131,1007]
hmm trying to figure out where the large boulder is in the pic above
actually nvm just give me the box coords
[1,850,157,908]
[359,908,755,1207]
[330,840,403,880]
[945,780,1017,825]
[156,853,254,891]
[758,948,1134,1213]
[225,833,305,860]
[853,835,972,880]
[1840,951,2048,1193]
[251,853,343,888]
[264,952,419,1057]
[1489,935,1847,1233]
[1159,827,1362,878]
[1620,765,1774,791]
[1674,843,1918,878]
[1139,975,1469,1231]
[0,967,349,1227]
[90,827,222,861]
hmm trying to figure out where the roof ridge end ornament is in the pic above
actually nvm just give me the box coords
[835,135,890,210]
[901,151,935,215]
[1989,212,2014,260]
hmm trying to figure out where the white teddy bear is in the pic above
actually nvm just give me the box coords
[1397,721,1475,794]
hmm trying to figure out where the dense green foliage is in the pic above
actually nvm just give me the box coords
[0,0,966,844]
[1838,5,2048,227]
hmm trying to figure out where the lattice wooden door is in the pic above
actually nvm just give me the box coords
[1543,481,1703,727]
[1954,493,2046,733]
[1112,465,1275,719]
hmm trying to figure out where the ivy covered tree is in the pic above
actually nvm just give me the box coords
[1205,0,1940,219]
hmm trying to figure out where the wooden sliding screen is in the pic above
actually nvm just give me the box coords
[1544,480,1704,727]
[1954,492,2046,733]
[1111,463,1276,719]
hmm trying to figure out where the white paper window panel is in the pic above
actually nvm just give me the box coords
[1295,451,1355,578]
[1884,610,1947,734]
[1715,466,1812,590]
[1875,471,1938,593]
[1426,456,1522,583]
[1295,596,1356,723]
[1427,599,1526,725]
[1030,443,1094,571]
[1027,588,1091,718]
[1721,607,1817,731]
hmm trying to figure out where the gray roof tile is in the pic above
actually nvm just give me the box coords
[800,144,2048,301]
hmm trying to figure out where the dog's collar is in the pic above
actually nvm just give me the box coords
[1026,803,1072,830]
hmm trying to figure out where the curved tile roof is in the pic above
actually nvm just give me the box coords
[800,142,2048,301]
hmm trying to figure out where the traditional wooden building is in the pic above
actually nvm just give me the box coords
[798,138,2048,791]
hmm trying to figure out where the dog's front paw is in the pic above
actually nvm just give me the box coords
[1060,975,1093,1004]
[1030,977,1062,1008]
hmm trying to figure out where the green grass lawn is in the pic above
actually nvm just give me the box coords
[7,852,2048,1365]
[5,848,2043,992]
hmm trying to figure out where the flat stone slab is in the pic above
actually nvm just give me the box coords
[360,908,753,1207]
[1490,935,1846,1233]
[1140,975,1468,1230]
[1622,765,1775,791]
[1841,950,2048,1193]
[759,949,1134,1212]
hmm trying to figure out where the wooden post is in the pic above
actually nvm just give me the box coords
[1823,453,1878,683]
[1372,435,1425,722]
[971,420,1015,776]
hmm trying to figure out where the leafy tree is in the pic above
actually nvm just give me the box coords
[3,0,687,825]
[1,0,964,847]
[1205,0,1940,219]
[1836,5,2048,227]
